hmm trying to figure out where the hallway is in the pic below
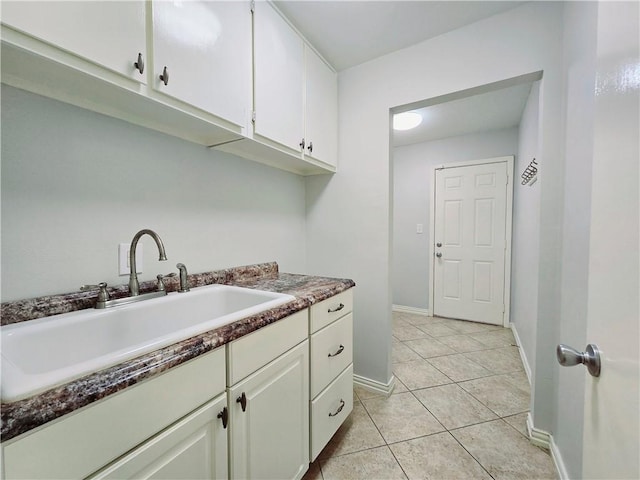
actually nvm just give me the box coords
[305,313,557,479]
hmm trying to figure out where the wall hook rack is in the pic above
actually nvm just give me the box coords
[521,158,538,186]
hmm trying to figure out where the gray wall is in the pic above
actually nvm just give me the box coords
[392,128,519,311]
[1,85,307,302]
[306,2,565,395]
[511,82,541,381]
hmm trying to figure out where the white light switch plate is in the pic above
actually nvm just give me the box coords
[416,224,424,234]
[119,243,142,275]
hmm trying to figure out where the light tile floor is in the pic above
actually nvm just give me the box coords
[304,313,557,480]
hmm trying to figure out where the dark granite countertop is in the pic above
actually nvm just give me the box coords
[0,262,355,442]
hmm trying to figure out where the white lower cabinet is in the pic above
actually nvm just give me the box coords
[308,289,354,461]
[229,341,309,480]
[89,393,229,480]
[1,299,357,480]
[311,364,354,460]
[2,347,226,480]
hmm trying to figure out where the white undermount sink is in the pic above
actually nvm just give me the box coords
[1,284,295,402]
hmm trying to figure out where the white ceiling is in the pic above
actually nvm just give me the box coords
[393,82,533,147]
[274,1,525,71]
[274,1,532,147]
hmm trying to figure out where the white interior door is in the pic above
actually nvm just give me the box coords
[582,2,639,478]
[432,158,512,325]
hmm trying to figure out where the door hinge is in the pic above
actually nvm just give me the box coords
[250,0,255,13]
[251,110,256,124]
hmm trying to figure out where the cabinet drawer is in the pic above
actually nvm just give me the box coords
[3,347,226,480]
[310,289,353,333]
[227,309,308,386]
[310,313,353,398]
[310,364,353,461]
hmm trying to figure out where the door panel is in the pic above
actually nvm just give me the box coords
[582,2,639,477]
[2,1,146,82]
[253,1,304,152]
[443,261,461,299]
[473,262,493,302]
[151,1,250,126]
[89,394,228,480]
[444,201,462,245]
[229,341,309,480]
[433,159,510,325]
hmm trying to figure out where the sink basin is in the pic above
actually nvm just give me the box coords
[1,284,295,402]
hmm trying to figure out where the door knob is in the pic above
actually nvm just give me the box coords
[436,242,442,247]
[556,344,601,377]
[435,252,442,258]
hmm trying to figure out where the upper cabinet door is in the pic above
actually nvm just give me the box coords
[304,47,338,167]
[253,2,304,153]
[1,1,146,83]
[151,1,251,128]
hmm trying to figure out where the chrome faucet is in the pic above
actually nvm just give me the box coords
[129,229,168,296]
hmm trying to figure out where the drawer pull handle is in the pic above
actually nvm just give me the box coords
[329,399,345,417]
[237,392,247,412]
[328,303,345,313]
[328,345,345,358]
[217,407,228,429]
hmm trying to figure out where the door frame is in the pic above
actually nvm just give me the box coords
[428,156,514,327]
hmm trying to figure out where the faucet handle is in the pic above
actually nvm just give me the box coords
[176,263,190,293]
[156,272,177,292]
[80,282,110,302]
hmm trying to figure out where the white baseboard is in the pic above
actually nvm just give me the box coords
[392,304,432,316]
[549,435,570,479]
[353,373,396,396]
[510,322,532,387]
[527,412,550,449]
[527,413,569,480]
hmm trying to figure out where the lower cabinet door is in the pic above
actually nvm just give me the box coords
[88,393,229,480]
[229,341,309,480]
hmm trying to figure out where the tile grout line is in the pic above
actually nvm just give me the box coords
[395,315,533,478]
[316,315,541,478]
[401,315,543,478]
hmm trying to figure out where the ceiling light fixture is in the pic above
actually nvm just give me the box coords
[393,111,422,131]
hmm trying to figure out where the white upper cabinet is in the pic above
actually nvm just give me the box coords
[253,1,305,153]
[1,0,337,174]
[304,46,338,167]
[151,1,251,129]
[1,1,146,83]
